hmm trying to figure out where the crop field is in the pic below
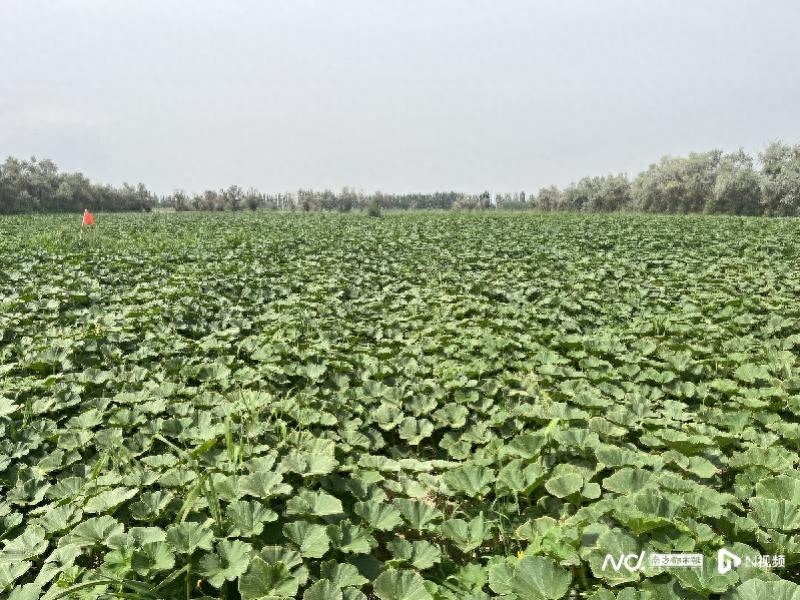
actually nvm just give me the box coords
[3,211,800,599]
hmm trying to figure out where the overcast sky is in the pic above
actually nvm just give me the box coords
[2,1,799,196]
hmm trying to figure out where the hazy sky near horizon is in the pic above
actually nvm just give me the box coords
[2,1,799,196]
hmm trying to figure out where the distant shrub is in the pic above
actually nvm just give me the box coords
[366,199,382,217]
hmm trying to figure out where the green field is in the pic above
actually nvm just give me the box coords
[3,212,800,599]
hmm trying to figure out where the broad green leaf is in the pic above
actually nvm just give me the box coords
[319,561,369,589]
[327,522,376,554]
[282,521,331,558]
[394,499,443,531]
[166,521,214,554]
[354,500,403,531]
[131,541,176,576]
[750,497,800,531]
[440,513,490,553]
[199,540,253,588]
[1,526,48,562]
[487,556,516,596]
[723,580,800,600]
[0,397,19,418]
[257,547,303,569]
[225,500,279,537]
[511,556,572,600]
[286,490,344,517]
[545,472,584,498]
[303,580,343,600]
[372,569,433,600]
[240,472,292,499]
[387,539,442,570]
[443,466,495,497]
[66,516,124,547]
[239,557,299,600]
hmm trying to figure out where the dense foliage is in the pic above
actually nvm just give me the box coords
[3,212,800,599]
[4,141,800,216]
[0,157,154,214]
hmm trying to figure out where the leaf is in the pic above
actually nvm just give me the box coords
[166,521,214,554]
[225,500,279,537]
[130,490,174,521]
[449,561,486,591]
[327,522,376,554]
[756,475,800,503]
[66,515,124,547]
[580,524,641,585]
[1,526,48,562]
[372,569,433,600]
[440,513,490,553]
[257,547,303,569]
[545,471,584,499]
[286,490,345,517]
[672,557,738,594]
[0,561,32,589]
[602,468,653,494]
[354,500,403,531]
[387,539,441,570]
[511,556,572,600]
[239,471,292,499]
[199,539,253,588]
[398,417,434,445]
[303,580,344,600]
[102,546,134,577]
[319,561,369,589]
[496,460,547,496]
[0,397,19,418]
[734,364,771,384]
[239,557,299,600]
[131,541,176,576]
[394,499,443,531]
[443,466,495,497]
[506,432,548,459]
[282,521,331,558]
[129,526,167,545]
[8,583,42,600]
[36,504,81,534]
[750,497,800,531]
[487,556,516,596]
[305,363,327,381]
[342,589,368,600]
[723,580,800,600]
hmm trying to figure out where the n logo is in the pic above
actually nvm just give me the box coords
[601,552,646,572]
[717,548,741,574]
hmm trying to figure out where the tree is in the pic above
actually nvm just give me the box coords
[759,141,800,216]
[632,151,721,213]
[587,174,631,212]
[171,189,190,211]
[707,150,761,215]
[244,188,263,211]
[222,185,245,211]
[338,186,356,212]
[533,186,561,211]
[561,177,597,211]
[0,156,157,213]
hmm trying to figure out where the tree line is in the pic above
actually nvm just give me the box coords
[0,156,154,214]
[2,141,799,216]
[517,142,799,216]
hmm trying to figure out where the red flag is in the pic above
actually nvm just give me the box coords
[82,209,95,226]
